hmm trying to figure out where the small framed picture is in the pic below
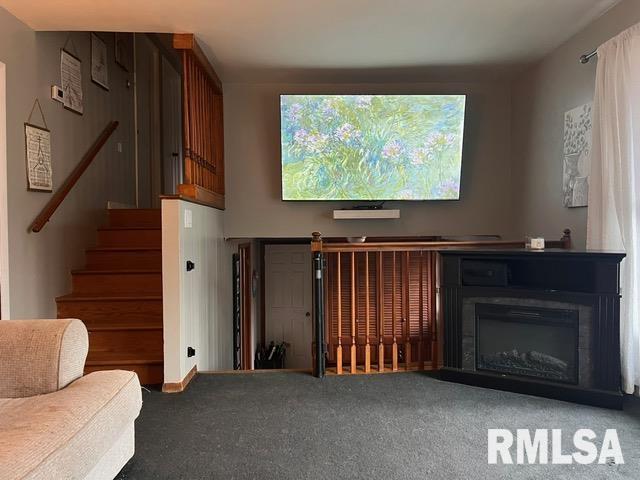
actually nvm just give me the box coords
[91,33,109,90]
[114,33,130,72]
[61,49,83,115]
[25,123,53,192]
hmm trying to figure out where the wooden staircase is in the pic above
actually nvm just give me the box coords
[56,208,164,385]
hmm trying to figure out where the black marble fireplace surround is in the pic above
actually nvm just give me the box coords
[439,249,626,409]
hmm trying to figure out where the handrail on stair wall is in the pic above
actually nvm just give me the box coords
[29,121,119,233]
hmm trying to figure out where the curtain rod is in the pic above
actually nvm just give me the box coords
[580,49,597,64]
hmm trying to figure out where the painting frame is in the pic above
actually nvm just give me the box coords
[24,122,53,193]
[114,32,130,72]
[91,32,109,91]
[60,48,83,115]
[562,102,593,208]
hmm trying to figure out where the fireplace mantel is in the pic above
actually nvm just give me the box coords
[438,248,626,409]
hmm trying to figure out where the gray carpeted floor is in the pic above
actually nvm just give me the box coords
[116,372,640,479]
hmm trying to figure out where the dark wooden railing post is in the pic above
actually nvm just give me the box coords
[311,232,325,378]
[336,251,343,375]
[377,252,385,372]
[29,121,118,233]
[430,252,438,370]
[418,251,425,370]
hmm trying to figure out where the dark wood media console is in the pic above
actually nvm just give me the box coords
[438,248,626,409]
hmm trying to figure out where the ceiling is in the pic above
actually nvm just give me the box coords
[0,0,621,82]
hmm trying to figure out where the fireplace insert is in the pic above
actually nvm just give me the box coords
[475,304,579,384]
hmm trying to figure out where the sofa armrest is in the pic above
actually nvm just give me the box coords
[0,319,88,398]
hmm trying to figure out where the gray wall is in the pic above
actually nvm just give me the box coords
[0,7,136,318]
[511,0,640,248]
[224,82,515,239]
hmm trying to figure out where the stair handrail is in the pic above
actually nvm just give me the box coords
[29,121,119,233]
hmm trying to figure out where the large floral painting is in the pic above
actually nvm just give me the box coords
[280,95,466,200]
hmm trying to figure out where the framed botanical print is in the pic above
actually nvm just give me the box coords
[25,123,52,192]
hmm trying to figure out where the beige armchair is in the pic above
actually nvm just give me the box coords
[0,319,142,480]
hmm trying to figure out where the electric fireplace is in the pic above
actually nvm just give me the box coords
[439,248,625,408]
[475,304,578,384]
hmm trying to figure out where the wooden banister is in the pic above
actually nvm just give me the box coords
[314,230,572,253]
[30,121,119,233]
[312,229,573,375]
[173,33,225,210]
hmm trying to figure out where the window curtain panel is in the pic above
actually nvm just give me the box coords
[587,22,640,395]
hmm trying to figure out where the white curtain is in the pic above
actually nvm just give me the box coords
[587,23,640,395]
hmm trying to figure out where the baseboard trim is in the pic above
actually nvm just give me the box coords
[198,368,312,375]
[162,365,197,393]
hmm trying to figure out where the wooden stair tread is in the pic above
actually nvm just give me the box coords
[59,207,164,385]
[86,356,163,366]
[57,293,162,301]
[98,226,161,231]
[87,323,162,331]
[87,247,161,252]
[71,269,161,274]
[108,208,159,212]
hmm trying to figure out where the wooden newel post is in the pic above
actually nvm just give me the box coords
[311,232,325,378]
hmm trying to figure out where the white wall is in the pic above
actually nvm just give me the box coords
[224,81,515,240]
[511,0,640,248]
[162,198,233,382]
[0,7,137,318]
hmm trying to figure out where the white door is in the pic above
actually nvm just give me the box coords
[265,245,312,369]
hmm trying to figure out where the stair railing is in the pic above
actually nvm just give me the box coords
[173,34,225,210]
[29,121,119,233]
[310,229,572,376]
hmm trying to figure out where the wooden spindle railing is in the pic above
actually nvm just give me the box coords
[403,251,411,371]
[391,251,398,371]
[311,229,573,375]
[173,34,225,210]
[377,252,385,373]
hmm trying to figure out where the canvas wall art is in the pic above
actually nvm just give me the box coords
[91,33,109,90]
[280,95,466,201]
[563,102,592,208]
